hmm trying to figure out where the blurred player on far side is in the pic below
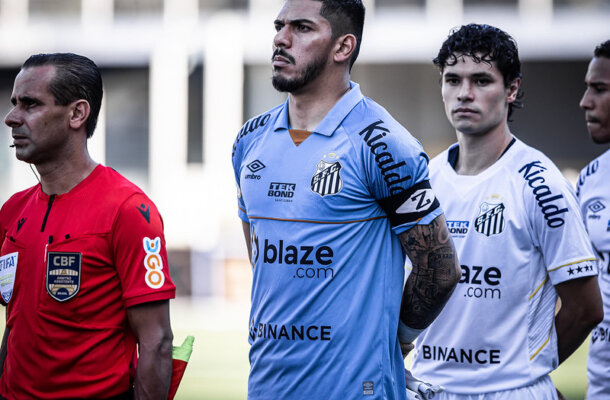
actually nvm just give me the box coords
[577,39,610,400]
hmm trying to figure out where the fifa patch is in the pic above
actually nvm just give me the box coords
[0,252,18,303]
[362,381,374,395]
[475,202,505,237]
[47,252,81,302]
[143,237,165,289]
[311,160,343,197]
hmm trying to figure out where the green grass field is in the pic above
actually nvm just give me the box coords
[171,330,590,400]
[0,299,593,399]
[550,342,590,400]
[171,299,592,400]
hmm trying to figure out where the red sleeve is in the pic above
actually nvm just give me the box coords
[0,210,6,255]
[0,203,8,307]
[111,193,176,308]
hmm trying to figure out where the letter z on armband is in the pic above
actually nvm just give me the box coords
[378,180,440,227]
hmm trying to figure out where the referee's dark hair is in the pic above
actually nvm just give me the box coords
[434,24,523,121]
[22,53,103,138]
[594,40,610,59]
[316,0,365,71]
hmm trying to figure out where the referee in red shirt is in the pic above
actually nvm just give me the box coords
[0,53,175,399]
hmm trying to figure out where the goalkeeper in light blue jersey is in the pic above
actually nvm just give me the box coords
[231,1,461,399]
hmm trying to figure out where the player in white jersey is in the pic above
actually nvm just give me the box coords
[232,1,461,399]
[577,39,610,400]
[411,24,604,400]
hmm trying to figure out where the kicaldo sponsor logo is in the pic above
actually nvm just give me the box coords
[143,237,165,289]
[358,120,411,195]
[519,160,568,228]
[263,239,335,280]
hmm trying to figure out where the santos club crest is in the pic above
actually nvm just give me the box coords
[311,160,343,197]
[474,202,506,236]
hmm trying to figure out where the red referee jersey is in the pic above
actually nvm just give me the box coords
[0,165,176,399]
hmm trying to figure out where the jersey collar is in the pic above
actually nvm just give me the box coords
[273,81,364,137]
[37,164,103,201]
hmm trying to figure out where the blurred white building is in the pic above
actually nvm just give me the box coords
[0,0,608,298]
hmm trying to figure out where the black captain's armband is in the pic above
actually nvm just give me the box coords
[377,180,440,227]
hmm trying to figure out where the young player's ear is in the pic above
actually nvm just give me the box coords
[69,100,91,131]
[333,34,356,64]
[507,78,521,103]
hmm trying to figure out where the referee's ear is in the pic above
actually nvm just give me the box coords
[69,99,91,132]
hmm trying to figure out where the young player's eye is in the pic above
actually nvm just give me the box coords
[296,24,311,32]
[593,85,607,94]
[23,99,38,109]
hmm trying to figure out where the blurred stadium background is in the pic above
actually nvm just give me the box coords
[0,0,608,398]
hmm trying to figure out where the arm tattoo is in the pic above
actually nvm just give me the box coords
[400,215,460,329]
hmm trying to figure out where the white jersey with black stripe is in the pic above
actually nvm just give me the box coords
[411,138,597,394]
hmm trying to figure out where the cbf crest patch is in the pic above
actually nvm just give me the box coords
[474,202,506,237]
[47,252,81,302]
[0,252,18,303]
[311,160,343,197]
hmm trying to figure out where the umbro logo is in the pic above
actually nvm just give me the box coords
[588,200,606,214]
[247,160,266,173]
[245,160,266,180]
[17,218,26,233]
[138,204,151,224]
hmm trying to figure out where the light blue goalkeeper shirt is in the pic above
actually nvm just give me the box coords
[232,82,442,400]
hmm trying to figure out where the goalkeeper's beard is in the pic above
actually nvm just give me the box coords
[272,56,327,93]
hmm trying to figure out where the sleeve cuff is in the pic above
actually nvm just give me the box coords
[124,289,176,308]
[548,258,599,285]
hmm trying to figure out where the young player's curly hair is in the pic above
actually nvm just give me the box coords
[434,23,523,120]
[594,40,610,59]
